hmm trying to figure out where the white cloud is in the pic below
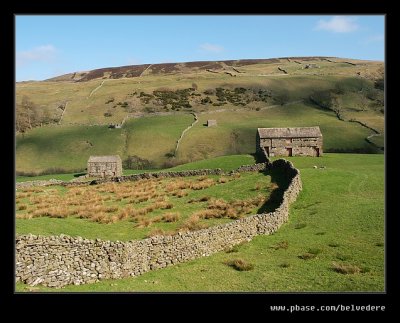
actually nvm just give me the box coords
[199,43,224,53]
[315,16,359,33]
[16,45,57,67]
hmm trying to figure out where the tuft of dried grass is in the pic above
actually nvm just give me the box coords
[224,258,254,271]
[146,228,166,237]
[179,215,208,232]
[217,177,229,184]
[270,240,289,250]
[161,212,180,223]
[332,262,362,274]
[17,204,27,211]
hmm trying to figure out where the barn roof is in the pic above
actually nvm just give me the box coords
[88,155,121,163]
[257,126,322,138]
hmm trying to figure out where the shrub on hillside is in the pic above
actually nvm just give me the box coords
[224,258,254,271]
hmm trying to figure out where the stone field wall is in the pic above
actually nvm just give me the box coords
[16,159,302,288]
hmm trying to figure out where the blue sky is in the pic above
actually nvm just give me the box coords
[16,15,384,81]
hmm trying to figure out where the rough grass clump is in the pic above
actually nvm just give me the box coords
[179,215,208,232]
[218,177,229,184]
[270,240,289,250]
[161,212,180,223]
[146,228,167,237]
[332,262,362,274]
[225,258,254,271]
[299,248,321,260]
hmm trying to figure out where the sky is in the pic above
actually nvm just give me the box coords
[16,15,385,81]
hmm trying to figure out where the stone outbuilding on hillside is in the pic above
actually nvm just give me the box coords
[87,155,122,178]
[257,126,323,157]
[207,120,217,127]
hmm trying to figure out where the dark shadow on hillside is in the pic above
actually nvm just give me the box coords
[257,167,291,214]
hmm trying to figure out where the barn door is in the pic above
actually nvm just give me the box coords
[287,148,293,157]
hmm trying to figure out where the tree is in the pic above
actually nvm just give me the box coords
[16,96,39,132]
[374,78,384,91]
[309,90,334,109]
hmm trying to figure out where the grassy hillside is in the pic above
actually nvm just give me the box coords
[177,102,378,162]
[16,125,126,173]
[16,153,384,292]
[16,57,384,173]
[16,57,383,127]
[16,101,380,174]
[123,114,194,166]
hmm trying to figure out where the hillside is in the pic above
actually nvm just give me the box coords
[16,57,384,174]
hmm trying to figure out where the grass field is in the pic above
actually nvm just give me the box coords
[176,102,378,163]
[16,124,126,173]
[16,155,280,241]
[16,102,380,174]
[15,153,384,292]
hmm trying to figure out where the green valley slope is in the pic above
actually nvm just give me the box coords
[16,57,384,173]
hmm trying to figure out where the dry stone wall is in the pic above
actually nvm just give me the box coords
[16,159,302,288]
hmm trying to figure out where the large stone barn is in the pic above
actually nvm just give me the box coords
[87,155,122,178]
[257,126,323,157]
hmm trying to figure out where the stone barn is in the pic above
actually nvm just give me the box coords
[207,120,217,127]
[87,155,122,178]
[257,126,323,157]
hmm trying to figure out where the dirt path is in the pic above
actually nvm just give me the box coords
[58,102,68,125]
[140,64,153,77]
[174,113,198,156]
[89,80,105,98]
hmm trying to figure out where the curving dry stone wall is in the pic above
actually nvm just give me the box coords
[16,159,302,288]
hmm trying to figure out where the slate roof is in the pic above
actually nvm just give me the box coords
[88,155,122,163]
[257,126,322,138]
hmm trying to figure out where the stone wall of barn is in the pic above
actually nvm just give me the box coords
[16,159,301,288]
[258,137,322,157]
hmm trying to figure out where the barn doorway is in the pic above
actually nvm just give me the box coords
[265,147,270,157]
[287,148,293,156]
[315,147,320,157]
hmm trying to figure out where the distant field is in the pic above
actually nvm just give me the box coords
[16,155,255,182]
[16,103,380,173]
[16,125,125,173]
[16,153,384,292]
[123,114,194,166]
[177,102,378,163]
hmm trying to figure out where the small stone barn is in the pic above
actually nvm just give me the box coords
[207,120,217,127]
[87,155,122,178]
[257,126,323,157]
